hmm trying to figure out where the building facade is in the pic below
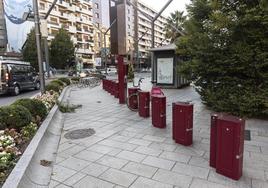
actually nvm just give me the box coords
[39,0,96,67]
[0,0,7,51]
[110,0,169,67]
[135,1,169,59]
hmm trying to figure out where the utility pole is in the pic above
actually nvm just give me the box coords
[33,0,45,94]
[42,0,58,78]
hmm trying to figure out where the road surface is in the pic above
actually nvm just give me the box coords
[0,89,40,107]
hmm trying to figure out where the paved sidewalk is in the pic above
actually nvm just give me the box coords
[49,78,268,188]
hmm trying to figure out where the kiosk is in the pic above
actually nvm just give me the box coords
[150,44,190,88]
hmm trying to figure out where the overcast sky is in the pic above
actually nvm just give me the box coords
[140,0,190,16]
[102,0,191,27]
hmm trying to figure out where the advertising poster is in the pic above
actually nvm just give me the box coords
[3,0,34,51]
[157,58,173,84]
[95,57,102,67]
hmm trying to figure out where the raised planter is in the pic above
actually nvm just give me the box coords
[2,87,70,188]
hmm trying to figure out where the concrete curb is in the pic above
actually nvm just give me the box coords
[3,86,70,188]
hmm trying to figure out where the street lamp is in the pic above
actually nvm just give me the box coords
[23,0,59,93]
[32,0,45,94]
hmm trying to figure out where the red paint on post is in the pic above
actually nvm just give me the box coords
[138,91,150,118]
[216,115,245,180]
[118,56,126,104]
[151,95,166,128]
[172,102,193,146]
[210,114,218,168]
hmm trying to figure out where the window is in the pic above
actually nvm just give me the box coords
[95,3,99,9]
[39,3,45,10]
[1,64,7,81]
[95,13,99,18]
[50,17,58,24]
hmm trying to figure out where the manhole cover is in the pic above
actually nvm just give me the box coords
[244,130,251,141]
[64,128,95,140]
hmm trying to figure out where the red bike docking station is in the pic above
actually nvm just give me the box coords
[138,91,150,118]
[128,87,140,110]
[172,102,194,146]
[151,95,166,128]
[210,113,245,180]
[102,56,246,181]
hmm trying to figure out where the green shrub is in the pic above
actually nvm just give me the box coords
[45,82,61,93]
[12,98,47,120]
[51,79,65,87]
[70,77,80,82]
[58,77,71,85]
[0,105,32,130]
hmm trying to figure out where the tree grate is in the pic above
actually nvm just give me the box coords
[64,128,95,140]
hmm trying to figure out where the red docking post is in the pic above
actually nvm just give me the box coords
[117,55,127,104]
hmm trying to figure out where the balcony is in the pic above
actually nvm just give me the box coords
[69,26,76,33]
[76,48,94,55]
[58,0,69,8]
[69,15,76,22]
[48,21,60,28]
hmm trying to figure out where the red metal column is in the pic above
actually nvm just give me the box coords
[114,81,119,98]
[128,87,140,110]
[118,56,127,104]
[210,113,218,168]
[216,115,245,180]
[138,91,150,118]
[151,95,166,128]
[172,102,193,146]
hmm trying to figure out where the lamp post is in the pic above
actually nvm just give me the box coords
[33,0,45,94]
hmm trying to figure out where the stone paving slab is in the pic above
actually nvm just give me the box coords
[49,75,268,188]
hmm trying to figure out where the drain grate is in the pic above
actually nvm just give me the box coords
[64,128,95,140]
[244,130,251,141]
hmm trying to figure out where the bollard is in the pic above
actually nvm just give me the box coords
[210,113,218,168]
[216,114,245,180]
[172,102,193,146]
[151,95,166,128]
[138,91,150,118]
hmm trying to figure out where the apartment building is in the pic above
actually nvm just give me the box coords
[38,0,96,67]
[0,0,7,51]
[92,0,109,57]
[135,1,169,59]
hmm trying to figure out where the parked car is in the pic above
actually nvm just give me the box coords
[0,60,40,95]
[100,66,117,75]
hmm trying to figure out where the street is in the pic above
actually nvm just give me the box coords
[0,89,40,107]
[0,77,57,107]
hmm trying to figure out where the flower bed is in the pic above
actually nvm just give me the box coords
[0,77,70,186]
